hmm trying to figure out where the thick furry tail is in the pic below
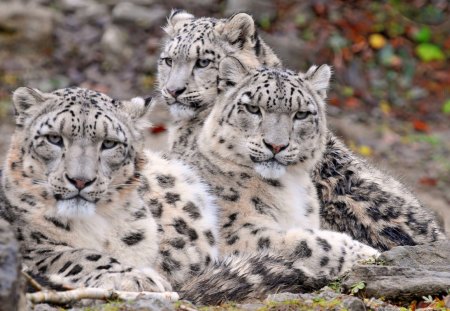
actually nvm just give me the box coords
[180,252,329,305]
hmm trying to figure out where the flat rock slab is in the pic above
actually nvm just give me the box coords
[343,241,450,301]
[380,240,450,267]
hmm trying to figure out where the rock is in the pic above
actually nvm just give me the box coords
[380,240,450,267]
[112,2,167,29]
[225,0,277,22]
[343,242,450,301]
[101,25,133,65]
[101,0,157,5]
[265,292,302,303]
[364,297,402,311]
[344,265,450,300]
[30,303,61,311]
[59,0,97,10]
[0,218,23,311]
[61,0,109,22]
[119,297,174,311]
[0,3,58,49]
[235,303,266,311]
[444,295,450,308]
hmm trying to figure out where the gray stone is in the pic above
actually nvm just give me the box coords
[265,292,302,303]
[0,3,58,48]
[60,0,97,10]
[0,218,23,311]
[342,242,450,301]
[235,303,265,311]
[30,303,61,311]
[129,297,174,311]
[63,0,109,22]
[380,240,450,267]
[343,265,450,301]
[225,0,277,22]
[112,2,167,28]
[101,25,133,64]
[364,297,402,311]
[101,0,157,5]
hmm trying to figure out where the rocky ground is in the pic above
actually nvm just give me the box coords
[0,0,449,310]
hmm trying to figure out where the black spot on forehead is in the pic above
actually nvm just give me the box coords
[166,17,221,60]
[240,68,313,112]
[33,87,129,141]
[50,87,118,111]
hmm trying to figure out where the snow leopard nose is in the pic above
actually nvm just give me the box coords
[167,87,186,98]
[263,140,289,155]
[65,174,96,190]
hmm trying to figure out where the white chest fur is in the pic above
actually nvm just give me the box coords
[272,169,321,230]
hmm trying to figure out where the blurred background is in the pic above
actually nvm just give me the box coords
[0,0,448,234]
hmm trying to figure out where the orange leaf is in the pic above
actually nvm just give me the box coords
[329,96,340,106]
[419,177,437,186]
[412,119,430,132]
[346,97,361,108]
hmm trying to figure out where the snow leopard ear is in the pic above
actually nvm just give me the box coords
[121,96,153,120]
[121,97,153,131]
[222,13,256,49]
[218,57,249,92]
[163,9,194,37]
[304,64,332,99]
[13,87,47,117]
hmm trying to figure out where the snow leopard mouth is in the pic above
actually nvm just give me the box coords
[56,195,97,218]
[167,100,203,110]
[250,157,287,166]
[55,194,95,203]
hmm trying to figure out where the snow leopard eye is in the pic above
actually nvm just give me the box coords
[46,135,63,147]
[101,140,119,150]
[164,58,173,67]
[244,104,261,115]
[195,59,211,68]
[294,111,311,120]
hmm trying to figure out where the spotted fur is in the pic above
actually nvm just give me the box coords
[158,11,445,250]
[0,87,344,305]
[0,87,219,292]
[157,10,279,160]
[192,58,380,282]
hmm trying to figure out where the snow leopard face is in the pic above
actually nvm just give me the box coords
[201,57,331,179]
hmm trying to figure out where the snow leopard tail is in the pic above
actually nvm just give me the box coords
[180,252,329,305]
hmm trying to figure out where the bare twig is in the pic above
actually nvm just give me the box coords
[178,303,199,311]
[21,271,44,292]
[26,288,179,304]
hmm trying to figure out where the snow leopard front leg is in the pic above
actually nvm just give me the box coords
[24,243,170,292]
[140,152,219,289]
[221,215,379,278]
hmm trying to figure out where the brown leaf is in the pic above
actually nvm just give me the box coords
[412,119,430,132]
[419,177,437,186]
